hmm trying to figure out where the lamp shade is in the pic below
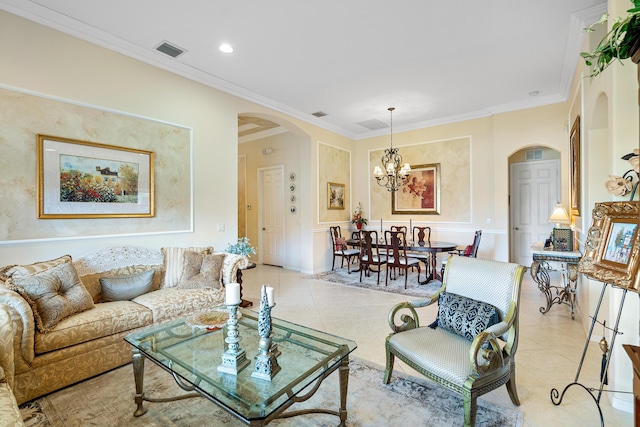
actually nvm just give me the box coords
[548,204,570,228]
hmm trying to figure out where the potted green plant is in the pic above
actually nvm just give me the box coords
[225,237,257,256]
[581,0,640,76]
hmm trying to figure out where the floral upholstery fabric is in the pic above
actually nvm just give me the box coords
[132,287,225,323]
[177,252,225,289]
[218,252,250,286]
[7,262,94,333]
[0,381,22,426]
[35,301,152,354]
[0,255,72,281]
[0,304,23,426]
[0,287,35,367]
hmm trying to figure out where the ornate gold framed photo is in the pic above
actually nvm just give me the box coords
[579,201,639,292]
[327,182,345,210]
[37,135,154,219]
[569,116,580,216]
[391,163,441,215]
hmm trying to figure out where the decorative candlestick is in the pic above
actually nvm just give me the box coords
[251,286,281,381]
[218,286,250,375]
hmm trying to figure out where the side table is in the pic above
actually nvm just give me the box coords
[530,249,581,319]
[236,261,256,307]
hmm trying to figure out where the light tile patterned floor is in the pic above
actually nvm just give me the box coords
[239,264,633,427]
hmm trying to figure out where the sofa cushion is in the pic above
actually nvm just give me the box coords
[160,247,213,289]
[34,301,152,354]
[132,287,225,323]
[80,264,162,303]
[0,255,72,281]
[8,262,94,333]
[99,270,155,302]
[429,291,500,342]
[177,252,225,290]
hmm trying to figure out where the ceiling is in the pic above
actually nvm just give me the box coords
[0,0,606,140]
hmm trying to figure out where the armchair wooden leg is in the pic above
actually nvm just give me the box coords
[384,349,395,384]
[506,361,520,406]
[463,394,477,427]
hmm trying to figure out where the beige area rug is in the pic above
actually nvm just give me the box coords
[20,357,522,427]
[304,267,443,298]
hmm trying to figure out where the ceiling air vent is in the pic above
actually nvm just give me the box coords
[357,119,388,131]
[525,149,543,161]
[311,111,327,118]
[156,41,186,58]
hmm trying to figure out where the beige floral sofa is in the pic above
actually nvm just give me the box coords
[0,245,249,414]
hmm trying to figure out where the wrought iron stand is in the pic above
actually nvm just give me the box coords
[550,281,628,427]
[530,250,581,319]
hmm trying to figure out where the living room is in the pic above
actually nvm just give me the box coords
[0,0,638,425]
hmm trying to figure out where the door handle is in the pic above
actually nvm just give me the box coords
[514,227,520,230]
[262,227,266,231]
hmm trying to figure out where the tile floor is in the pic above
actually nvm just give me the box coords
[239,264,633,427]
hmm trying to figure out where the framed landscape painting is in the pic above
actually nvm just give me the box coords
[392,163,441,215]
[37,135,154,218]
[579,201,640,292]
[327,182,345,210]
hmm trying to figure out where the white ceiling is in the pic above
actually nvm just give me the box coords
[0,0,606,139]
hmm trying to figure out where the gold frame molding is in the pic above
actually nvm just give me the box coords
[569,116,581,216]
[37,135,154,219]
[391,163,441,215]
[579,201,640,292]
[327,182,345,210]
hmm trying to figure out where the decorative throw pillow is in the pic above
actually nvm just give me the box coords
[8,261,94,333]
[160,246,214,288]
[334,237,347,251]
[177,252,225,290]
[0,255,73,281]
[428,292,500,342]
[99,269,155,302]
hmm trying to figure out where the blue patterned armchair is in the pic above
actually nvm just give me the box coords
[384,256,526,427]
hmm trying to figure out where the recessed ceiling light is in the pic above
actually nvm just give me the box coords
[219,43,234,54]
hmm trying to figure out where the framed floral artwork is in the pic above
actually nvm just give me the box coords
[37,135,154,218]
[327,182,345,210]
[391,163,441,215]
[579,201,640,292]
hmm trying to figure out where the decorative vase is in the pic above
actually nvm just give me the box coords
[356,222,362,230]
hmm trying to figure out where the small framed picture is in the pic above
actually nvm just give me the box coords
[579,201,640,291]
[289,172,296,182]
[327,182,345,210]
[289,194,296,204]
[289,183,296,193]
[552,228,573,251]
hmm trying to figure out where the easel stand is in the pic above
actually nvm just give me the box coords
[550,282,628,427]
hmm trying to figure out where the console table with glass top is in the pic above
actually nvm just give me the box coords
[124,308,357,426]
[530,249,582,319]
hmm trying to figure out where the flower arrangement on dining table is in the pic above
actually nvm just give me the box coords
[351,202,368,229]
[604,149,639,200]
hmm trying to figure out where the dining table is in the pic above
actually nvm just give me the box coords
[346,237,458,283]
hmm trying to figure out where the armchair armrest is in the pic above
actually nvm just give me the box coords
[387,285,443,333]
[217,253,250,286]
[0,304,16,389]
[0,287,34,367]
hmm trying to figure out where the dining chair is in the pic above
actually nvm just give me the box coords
[441,230,482,278]
[330,226,360,273]
[358,230,387,285]
[384,230,420,289]
[410,226,432,282]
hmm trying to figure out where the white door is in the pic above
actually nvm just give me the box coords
[259,166,285,266]
[510,160,560,266]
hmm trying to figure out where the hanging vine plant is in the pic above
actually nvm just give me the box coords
[581,0,640,76]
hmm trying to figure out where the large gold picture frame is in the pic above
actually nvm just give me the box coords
[391,163,441,215]
[37,135,154,218]
[569,116,580,216]
[578,201,640,292]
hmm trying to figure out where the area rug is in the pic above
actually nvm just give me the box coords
[20,357,522,427]
[304,268,442,298]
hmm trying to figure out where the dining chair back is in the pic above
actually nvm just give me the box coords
[410,226,432,282]
[330,226,360,273]
[384,230,421,289]
[358,230,387,284]
[390,225,407,235]
[441,230,482,278]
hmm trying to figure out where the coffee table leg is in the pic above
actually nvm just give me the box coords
[132,348,148,417]
[338,356,350,426]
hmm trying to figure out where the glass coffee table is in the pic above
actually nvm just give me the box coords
[124,308,357,426]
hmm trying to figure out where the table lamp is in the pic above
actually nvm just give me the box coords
[548,203,572,251]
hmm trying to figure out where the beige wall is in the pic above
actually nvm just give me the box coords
[318,142,351,223]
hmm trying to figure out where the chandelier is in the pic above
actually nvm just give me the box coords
[373,107,411,192]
